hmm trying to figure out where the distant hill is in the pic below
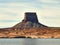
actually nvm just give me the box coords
[13,12,48,30]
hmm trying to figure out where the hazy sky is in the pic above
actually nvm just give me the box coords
[0,0,60,28]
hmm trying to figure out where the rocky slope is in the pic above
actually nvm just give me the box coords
[12,12,47,30]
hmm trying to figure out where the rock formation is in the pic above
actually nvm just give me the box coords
[13,12,48,30]
[0,12,60,38]
[23,12,39,23]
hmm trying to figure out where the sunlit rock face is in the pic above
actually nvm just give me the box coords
[13,12,48,30]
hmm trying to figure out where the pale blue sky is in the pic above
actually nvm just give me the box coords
[0,0,60,28]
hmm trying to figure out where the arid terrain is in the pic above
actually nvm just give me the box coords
[0,12,60,38]
[0,27,60,38]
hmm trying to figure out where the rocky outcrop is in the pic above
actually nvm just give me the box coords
[13,12,48,30]
[0,12,60,38]
[23,12,39,23]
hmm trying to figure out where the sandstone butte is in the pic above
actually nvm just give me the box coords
[0,12,60,38]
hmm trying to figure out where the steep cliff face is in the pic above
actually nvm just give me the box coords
[13,12,48,30]
[23,12,39,23]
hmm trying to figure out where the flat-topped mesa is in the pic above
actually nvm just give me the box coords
[13,12,48,30]
[22,12,39,23]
